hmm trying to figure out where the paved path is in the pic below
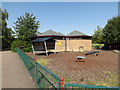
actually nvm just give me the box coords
[2,51,36,88]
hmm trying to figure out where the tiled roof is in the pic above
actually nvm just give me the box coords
[37,30,64,36]
[57,32,65,36]
[36,30,89,37]
[67,30,87,36]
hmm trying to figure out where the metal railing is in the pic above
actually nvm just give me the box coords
[35,62,60,88]
[17,48,35,79]
[64,83,119,90]
[17,48,61,89]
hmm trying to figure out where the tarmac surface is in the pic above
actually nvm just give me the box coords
[2,51,36,88]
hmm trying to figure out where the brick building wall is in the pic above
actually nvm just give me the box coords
[66,39,92,51]
[55,39,92,52]
[55,40,65,52]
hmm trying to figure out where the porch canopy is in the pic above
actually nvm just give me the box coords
[31,37,53,42]
[31,37,56,56]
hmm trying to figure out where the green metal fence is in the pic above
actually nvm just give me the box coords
[17,48,61,89]
[64,83,119,90]
[17,48,119,90]
[17,48,35,79]
[35,62,61,88]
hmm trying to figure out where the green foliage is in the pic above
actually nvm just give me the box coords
[64,77,71,82]
[13,13,40,41]
[11,39,32,52]
[79,77,84,82]
[92,26,104,43]
[11,13,40,51]
[103,16,120,45]
[1,8,14,50]
[2,28,14,49]
[92,43,104,50]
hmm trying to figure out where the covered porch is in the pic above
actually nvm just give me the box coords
[31,37,57,56]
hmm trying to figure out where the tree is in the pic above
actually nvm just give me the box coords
[92,26,103,43]
[11,13,40,52]
[92,26,104,49]
[13,13,40,41]
[1,8,14,50]
[103,16,120,49]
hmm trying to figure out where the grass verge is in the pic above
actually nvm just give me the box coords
[36,58,52,66]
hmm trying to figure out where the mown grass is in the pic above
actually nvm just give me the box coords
[64,77,71,82]
[86,71,119,87]
[36,58,52,66]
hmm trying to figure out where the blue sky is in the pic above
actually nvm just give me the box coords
[2,2,118,35]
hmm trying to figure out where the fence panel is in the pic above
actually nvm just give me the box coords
[17,48,35,79]
[16,48,61,89]
[36,62,60,89]
[64,83,119,90]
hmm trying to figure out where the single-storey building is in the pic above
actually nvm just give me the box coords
[31,30,92,55]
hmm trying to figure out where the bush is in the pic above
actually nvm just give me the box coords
[92,43,104,50]
[11,39,32,52]
[94,46,100,49]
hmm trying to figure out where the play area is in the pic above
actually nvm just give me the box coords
[28,50,118,86]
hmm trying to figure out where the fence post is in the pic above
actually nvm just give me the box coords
[60,77,64,90]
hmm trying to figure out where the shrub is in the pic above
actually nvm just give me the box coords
[94,46,100,49]
[92,43,104,50]
[11,39,32,52]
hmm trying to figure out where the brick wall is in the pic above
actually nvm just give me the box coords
[55,39,92,52]
[55,40,65,52]
[66,39,92,51]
